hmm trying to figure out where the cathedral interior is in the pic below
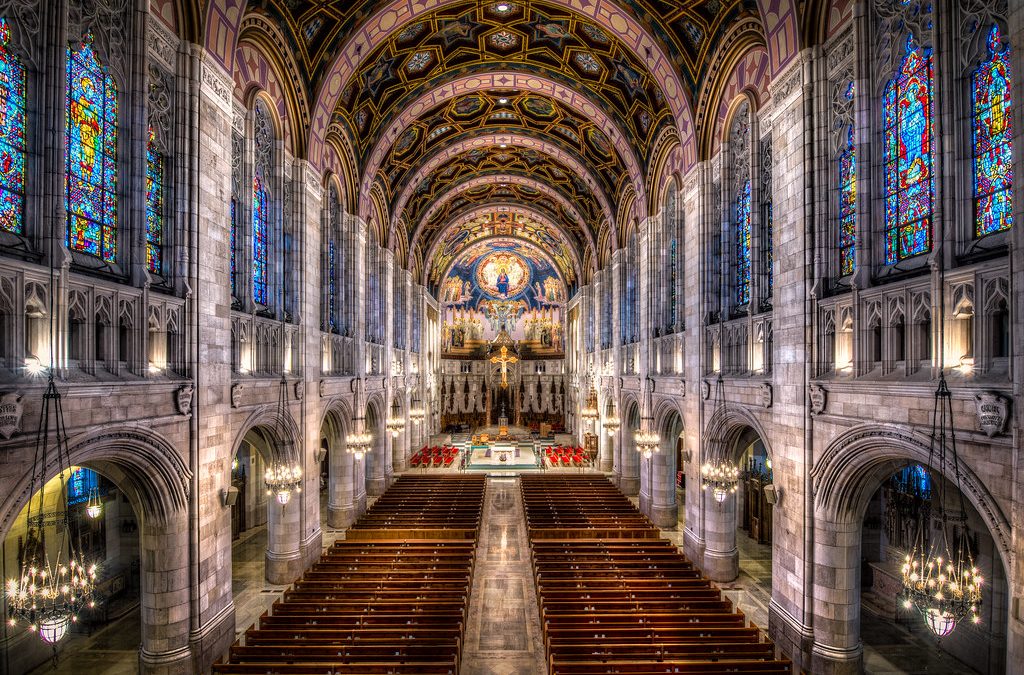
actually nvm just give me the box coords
[0,0,1019,673]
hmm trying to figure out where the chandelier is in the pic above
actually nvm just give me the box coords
[264,376,302,506]
[900,259,982,639]
[6,375,98,645]
[603,397,620,436]
[409,396,425,425]
[85,486,102,519]
[580,386,599,424]
[900,379,982,638]
[633,417,660,459]
[701,462,741,503]
[386,397,405,438]
[346,418,373,459]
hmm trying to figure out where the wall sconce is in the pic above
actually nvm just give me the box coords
[221,485,239,508]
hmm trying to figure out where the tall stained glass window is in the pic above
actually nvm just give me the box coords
[145,127,164,274]
[839,83,857,276]
[66,35,118,262]
[328,240,337,331]
[0,19,26,235]
[669,238,677,328]
[230,199,237,297]
[735,180,752,306]
[252,176,269,305]
[883,36,934,264]
[972,25,1013,237]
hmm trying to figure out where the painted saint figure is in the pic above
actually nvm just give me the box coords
[496,266,510,296]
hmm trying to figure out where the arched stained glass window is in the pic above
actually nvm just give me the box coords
[66,35,118,262]
[839,82,857,276]
[735,180,752,306]
[230,198,237,296]
[327,240,336,330]
[145,127,165,274]
[669,238,677,327]
[252,175,269,305]
[972,25,1013,238]
[883,36,934,264]
[0,18,26,235]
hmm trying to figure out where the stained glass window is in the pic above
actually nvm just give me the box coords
[230,199,237,297]
[735,180,752,306]
[66,35,118,262]
[883,36,934,264]
[0,19,26,235]
[252,176,269,305]
[972,25,1013,238]
[669,238,677,328]
[145,127,164,274]
[328,240,337,331]
[839,83,857,276]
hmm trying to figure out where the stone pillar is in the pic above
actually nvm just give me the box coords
[138,513,193,674]
[366,423,387,496]
[327,444,356,528]
[382,249,395,488]
[265,492,302,583]
[649,437,678,529]
[701,493,739,582]
[809,516,863,675]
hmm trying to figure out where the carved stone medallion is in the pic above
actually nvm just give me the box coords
[809,385,827,415]
[230,383,242,408]
[975,392,1008,438]
[175,385,194,416]
[759,383,773,409]
[0,392,24,439]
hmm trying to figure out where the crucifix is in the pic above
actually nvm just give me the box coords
[490,345,518,389]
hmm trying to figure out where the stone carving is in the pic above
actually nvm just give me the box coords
[319,379,326,398]
[0,392,24,439]
[294,380,304,401]
[759,383,773,408]
[974,392,1008,437]
[175,385,194,416]
[809,385,827,415]
[700,380,711,400]
[230,383,242,408]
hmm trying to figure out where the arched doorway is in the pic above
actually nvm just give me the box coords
[0,432,191,674]
[320,406,363,528]
[810,428,1013,674]
[858,465,1007,673]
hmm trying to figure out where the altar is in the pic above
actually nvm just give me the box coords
[464,424,540,469]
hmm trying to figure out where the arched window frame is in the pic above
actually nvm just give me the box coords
[65,33,120,267]
[724,98,755,316]
[322,182,341,333]
[145,125,166,276]
[250,99,279,312]
[838,81,858,279]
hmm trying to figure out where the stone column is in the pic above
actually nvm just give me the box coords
[809,516,863,675]
[648,436,678,529]
[327,441,356,528]
[701,493,739,582]
[382,249,395,488]
[366,420,387,496]
[265,494,302,583]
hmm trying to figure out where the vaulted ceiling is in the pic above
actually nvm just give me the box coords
[224,0,797,287]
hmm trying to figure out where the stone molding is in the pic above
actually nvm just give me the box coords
[200,56,233,115]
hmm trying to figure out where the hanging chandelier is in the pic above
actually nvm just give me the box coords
[264,376,302,506]
[580,386,599,424]
[6,377,98,645]
[701,462,741,503]
[633,417,660,459]
[603,397,620,436]
[900,379,982,638]
[346,416,373,459]
[409,396,425,425]
[386,398,405,438]
[85,486,102,519]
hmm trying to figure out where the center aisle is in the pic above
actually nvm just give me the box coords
[461,477,548,675]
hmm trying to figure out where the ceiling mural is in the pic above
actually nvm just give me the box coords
[379,90,628,204]
[399,146,606,241]
[427,210,578,291]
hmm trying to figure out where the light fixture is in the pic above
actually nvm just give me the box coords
[496,2,511,12]
[900,261,983,639]
[86,486,103,519]
[603,397,620,436]
[701,462,740,502]
[24,357,43,376]
[347,417,373,459]
[7,224,98,644]
[633,418,659,459]
[409,397,425,425]
[498,97,509,104]
[580,386,599,424]
[386,398,405,438]
[499,143,507,148]
[264,376,303,507]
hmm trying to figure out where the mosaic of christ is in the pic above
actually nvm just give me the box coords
[475,251,530,299]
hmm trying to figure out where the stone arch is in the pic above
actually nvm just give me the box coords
[703,403,774,466]
[0,425,193,672]
[807,423,1013,671]
[642,398,685,528]
[320,398,361,528]
[811,423,1011,571]
[364,392,390,496]
[231,403,302,465]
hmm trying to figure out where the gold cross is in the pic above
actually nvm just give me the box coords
[489,345,518,388]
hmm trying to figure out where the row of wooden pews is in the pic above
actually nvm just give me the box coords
[214,474,486,675]
[521,475,792,674]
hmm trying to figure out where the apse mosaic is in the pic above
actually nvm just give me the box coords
[428,211,577,290]
[440,238,566,351]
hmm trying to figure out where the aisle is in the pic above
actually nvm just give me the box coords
[461,477,547,675]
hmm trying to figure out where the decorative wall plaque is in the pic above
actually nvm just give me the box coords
[175,385,194,416]
[809,385,826,415]
[759,383,773,409]
[0,392,24,439]
[975,392,1008,438]
[230,383,242,408]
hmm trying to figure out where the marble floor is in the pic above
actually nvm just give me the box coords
[461,477,547,675]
